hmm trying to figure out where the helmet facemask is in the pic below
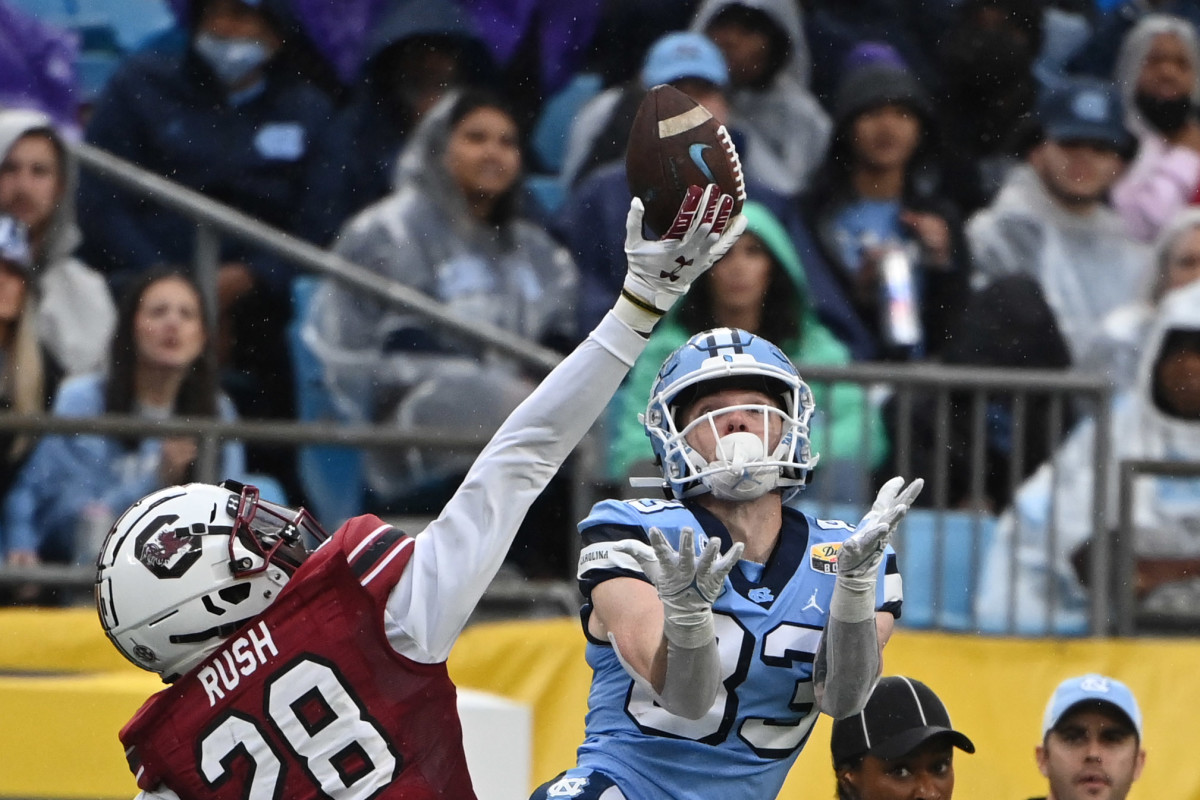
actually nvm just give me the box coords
[642,328,820,502]
[225,480,327,578]
[674,400,804,501]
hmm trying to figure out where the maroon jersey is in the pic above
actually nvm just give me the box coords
[120,515,475,800]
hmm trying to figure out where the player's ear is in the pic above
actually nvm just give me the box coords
[837,769,861,800]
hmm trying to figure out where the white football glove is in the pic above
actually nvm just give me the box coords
[832,476,924,622]
[613,526,744,649]
[615,184,747,334]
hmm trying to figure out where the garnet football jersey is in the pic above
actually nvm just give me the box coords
[121,516,474,800]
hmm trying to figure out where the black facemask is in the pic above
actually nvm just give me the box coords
[1134,92,1194,135]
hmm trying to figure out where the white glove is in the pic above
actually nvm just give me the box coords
[832,476,924,622]
[613,526,744,649]
[615,184,748,333]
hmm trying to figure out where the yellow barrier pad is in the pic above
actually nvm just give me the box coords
[3,609,1199,799]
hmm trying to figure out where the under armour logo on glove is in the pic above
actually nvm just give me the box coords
[660,256,695,281]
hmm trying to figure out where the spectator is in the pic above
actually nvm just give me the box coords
[966,77,1150,373]
[1034,675,1146,800]
[800,55,967,362]
[976,279,1200,634]
[76,0,345,490]
[2,269,247,573]
[690,0,830,198]
[333,0,493,215]
[303,88,577,576]
[608,201,888,504]
[1068,0,1200,80]
[830,676,976,800]
[1085,206,1200,389]
[0,108,116,376]
[0,215,63,593]
[937,0,1044,216]
[1110,15,1200,242]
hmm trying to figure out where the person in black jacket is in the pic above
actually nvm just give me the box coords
[798,49,968,362]
[77,0,346,503]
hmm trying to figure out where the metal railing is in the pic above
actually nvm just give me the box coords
[1114,459,1200,635]
[0,142,1140,636]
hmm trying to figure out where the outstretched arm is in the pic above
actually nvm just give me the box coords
[593,528,744,720]
[813,476,923,718]
[386,187,746,663]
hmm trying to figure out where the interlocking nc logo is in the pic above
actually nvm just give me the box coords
[749,587,774,605]
[1080,676,1112,693]
[547,776,589,797]
[660,256,694,281]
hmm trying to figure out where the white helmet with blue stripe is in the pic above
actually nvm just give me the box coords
[642,327,818,501]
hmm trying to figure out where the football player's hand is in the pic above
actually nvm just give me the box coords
[613,526,744,648]
[840,477,924,582]
[616,184,747,333]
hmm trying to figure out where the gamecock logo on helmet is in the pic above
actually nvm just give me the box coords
[134,514,204,579]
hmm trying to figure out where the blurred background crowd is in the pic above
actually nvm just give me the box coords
[1,0,1199,633]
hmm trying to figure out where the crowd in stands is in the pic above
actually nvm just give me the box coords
[0,0,1199,628]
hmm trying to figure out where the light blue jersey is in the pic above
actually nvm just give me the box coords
[570,497,902,800]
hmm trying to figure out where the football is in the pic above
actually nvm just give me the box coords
[625,83,746,238]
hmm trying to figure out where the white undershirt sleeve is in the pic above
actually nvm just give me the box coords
[384,312,647,662]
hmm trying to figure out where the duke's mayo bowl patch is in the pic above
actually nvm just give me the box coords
[810,542,841,574]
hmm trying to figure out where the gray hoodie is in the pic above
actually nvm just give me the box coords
[0,108,115,375]
[966,163,1152,370]
[302,92,578,501]
[689,0,829,196]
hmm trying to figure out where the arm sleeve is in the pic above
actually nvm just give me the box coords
[384,312,648,661]
[812,549,900,718]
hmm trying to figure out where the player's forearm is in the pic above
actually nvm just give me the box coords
[654,637,722,720]
[812,615,881,719]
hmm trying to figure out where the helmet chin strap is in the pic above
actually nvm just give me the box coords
[699,431,782,502]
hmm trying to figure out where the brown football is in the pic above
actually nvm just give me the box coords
[625,83,746,238]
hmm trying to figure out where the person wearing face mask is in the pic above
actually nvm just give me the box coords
[77,0,347,507]
[1110,14,1200,243]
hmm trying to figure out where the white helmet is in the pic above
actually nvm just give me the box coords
[95,481,327,682]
